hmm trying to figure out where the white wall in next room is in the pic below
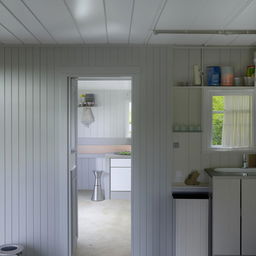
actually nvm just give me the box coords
[78,87,131,139]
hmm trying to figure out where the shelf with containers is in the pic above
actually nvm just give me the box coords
[172,48,256,133]
[172,47,256,184]
[174,85,255,89]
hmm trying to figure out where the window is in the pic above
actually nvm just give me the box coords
[203,89,255,151]
[126,101,132,138]
[212,96,224,146]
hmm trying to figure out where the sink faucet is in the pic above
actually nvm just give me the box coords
[242,153,248,169]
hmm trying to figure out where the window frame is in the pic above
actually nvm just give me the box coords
[202,88,256,152]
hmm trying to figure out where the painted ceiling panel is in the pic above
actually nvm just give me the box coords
[0,0,255,45]
[205,35,239,46]
[149,34,211,45]
[23,0,83,43]
[64,0,107,43]
[129,0,164,43]
[105,0,133,43]
[226,1,256,29]
[190,0,251,29]
[1,0,56,44]
[0,25,21,44]
[0,3,38,43]
[156,0,205,30]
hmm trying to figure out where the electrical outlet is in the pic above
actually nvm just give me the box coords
[173,142,180,148]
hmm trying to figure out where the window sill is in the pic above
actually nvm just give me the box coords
[205,147,256,152]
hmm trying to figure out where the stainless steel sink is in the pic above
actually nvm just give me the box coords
[214,167,256,173]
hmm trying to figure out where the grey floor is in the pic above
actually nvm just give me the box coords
[76,190,131,256]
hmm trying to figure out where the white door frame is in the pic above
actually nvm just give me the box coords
[57,66,139,256]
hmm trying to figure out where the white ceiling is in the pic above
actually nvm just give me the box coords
[0,0,256,45]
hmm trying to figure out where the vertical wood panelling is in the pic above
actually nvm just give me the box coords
[1,44,255,256]
[46,47,55,256]
[77,158,94,190]
[18,48,27,250]
[77,89,130,138]
[0,45,173,256]
[0,47,5,244]
[153,48,160,256]
[25,48,34,256]
[5,48,12,243]
[40,48,48,256]
[77,157,105,190]
[33,48,41,253]
[11,48,19,244]
[173,47,255,183]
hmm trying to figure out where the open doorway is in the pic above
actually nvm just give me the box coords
[70,77,132,256]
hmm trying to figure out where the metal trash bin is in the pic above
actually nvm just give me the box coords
[0,244,24,256]
[91,170,105,201]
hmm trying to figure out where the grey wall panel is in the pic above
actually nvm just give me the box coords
[2,45,254,256]
[0,47,5,245]
[0,45,173,256]
[18,47,27,253]
[77,157,106,190]
[77,89,130,138]
[4,47,12,244]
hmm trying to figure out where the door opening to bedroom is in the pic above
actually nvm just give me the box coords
[68,77,132,256]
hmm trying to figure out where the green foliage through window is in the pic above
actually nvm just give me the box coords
[212,96,224,146]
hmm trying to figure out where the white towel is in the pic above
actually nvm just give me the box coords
[81,107,95,127]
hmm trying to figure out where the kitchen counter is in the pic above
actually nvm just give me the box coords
[172,182,209,193]
[105,153,131,159]
[205,168,256,177]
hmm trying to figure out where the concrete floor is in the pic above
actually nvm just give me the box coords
[76,190,131,256]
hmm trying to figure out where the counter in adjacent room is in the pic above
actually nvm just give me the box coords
[105,154,131,200]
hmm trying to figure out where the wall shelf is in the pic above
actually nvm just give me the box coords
[173,130,202,133]
[174,85,255,89]
[174,86,203,88]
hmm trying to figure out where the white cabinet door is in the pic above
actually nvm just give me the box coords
[213,178,240,255]
[175,199,208,256]
[111,168,131,191]
[242,179,256,255]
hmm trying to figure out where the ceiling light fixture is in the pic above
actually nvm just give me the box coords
[153,30,256,35]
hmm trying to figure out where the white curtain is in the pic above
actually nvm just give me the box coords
[222,95,253,147]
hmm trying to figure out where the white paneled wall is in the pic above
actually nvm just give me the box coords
[77,157,105,190]
[0,47,57,256]
[0,46,172,256]
[78,89,130,138]
[173,47,255,183]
